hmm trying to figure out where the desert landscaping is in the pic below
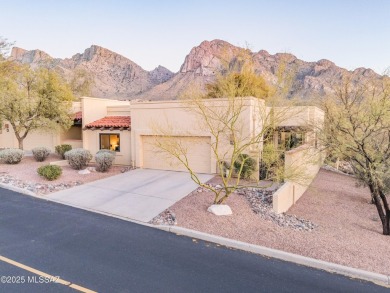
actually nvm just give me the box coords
[155,169,390,276]
[0,154,128,195]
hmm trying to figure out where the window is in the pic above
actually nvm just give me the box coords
[278,131,305,150]
[100,134,120,152]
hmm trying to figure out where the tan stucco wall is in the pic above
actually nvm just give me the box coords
[72,101,82,113]
[0,124,61,151]
[269,106,324,128]
[81,97,131,165]
[83,130,131,165]
[272,145,325,214]
[130,97,265,173]
[80,97,130,126]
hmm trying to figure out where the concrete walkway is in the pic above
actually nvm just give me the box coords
[47,169,214,222]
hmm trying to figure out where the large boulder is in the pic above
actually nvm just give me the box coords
[207,204,232,216]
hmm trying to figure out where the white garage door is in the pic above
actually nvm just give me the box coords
[142,136,211,173]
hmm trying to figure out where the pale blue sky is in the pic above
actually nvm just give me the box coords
[1,0,389,73]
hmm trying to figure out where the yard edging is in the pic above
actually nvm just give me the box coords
[160,225,390,287]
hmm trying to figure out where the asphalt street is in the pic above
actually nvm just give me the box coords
[0,187,388,293]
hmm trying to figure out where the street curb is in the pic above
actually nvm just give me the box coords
[158,225,390,287]
[0,183,36,197]
[1,184,389,287]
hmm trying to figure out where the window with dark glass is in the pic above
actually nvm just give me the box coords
[278,131,305,150]
[100,134,120,152]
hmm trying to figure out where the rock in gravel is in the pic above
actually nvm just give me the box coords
[207,204,233,216]
[0,173,84,195]
[87,167,96,172]
[78,169,91,175]
[150,209,177,226]
[237,187,317,231]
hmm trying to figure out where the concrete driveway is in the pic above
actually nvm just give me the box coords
[47,169,214,223]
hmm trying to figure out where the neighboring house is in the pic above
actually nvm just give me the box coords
[0,102,83,151]
[0,96,325,175]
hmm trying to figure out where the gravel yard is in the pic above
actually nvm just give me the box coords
[165,169,390,275]
[0,154,128,195]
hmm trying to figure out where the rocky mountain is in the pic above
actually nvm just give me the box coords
[10,40,384,101]
[10,45,174,99]
[135,40,383,100]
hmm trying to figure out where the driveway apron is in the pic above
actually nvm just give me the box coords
[46,169,214,222]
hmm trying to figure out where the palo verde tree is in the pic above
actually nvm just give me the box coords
[0,63,75,149]
[322,76,390,235]
[151,49,311,205]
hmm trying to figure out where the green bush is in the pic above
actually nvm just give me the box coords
[95,150,116,172]
[260,143,285,181]
[55,144,72,159]
[37,165,62,181]
[65,148,92,170]
[32,147,51,162]
[0,148,24,164]
[233,154,256,179]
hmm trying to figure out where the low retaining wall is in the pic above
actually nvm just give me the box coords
[273,145,324,214]
[50,160,69,167]
[273,181,308,214]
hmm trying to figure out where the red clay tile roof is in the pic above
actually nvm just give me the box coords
[85,116,131,129]
[73,111,82,120]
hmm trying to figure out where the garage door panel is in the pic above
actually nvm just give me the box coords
[142,136,211,173]
[24,132,55,151]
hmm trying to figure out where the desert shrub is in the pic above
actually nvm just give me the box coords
[55,144,72,159]
[0,148,24,164]
[233,154,256,179]
[95,150,116,172]
[32,147,51,162]
[37,165,62,181]
[260,143,285,181]
[65,148,92,170]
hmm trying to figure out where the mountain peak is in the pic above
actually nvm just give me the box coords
[69,45,123,63]
[149,65,174,84]
[10,47,27,59]
[180,39,241,75]
[9,47,52,64]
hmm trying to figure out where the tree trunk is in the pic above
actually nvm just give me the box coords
[372,192,389,235]
[379,191,390,235]
[17,138,24,150]
[384,211,390,236]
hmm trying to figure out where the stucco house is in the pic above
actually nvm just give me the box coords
[0,96,324,175]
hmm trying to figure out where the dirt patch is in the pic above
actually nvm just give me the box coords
[168,169,390,275]
[0,154,129,195]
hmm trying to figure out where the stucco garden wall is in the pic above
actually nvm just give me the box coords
[273,144,325,214]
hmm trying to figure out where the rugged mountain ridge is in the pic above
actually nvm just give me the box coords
[10,40,384,100]
[10,45,174,99]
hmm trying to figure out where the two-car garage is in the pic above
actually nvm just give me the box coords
[141,136,212,174]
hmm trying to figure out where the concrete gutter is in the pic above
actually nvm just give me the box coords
[0,183,36,197]
[158,226,390,287]
[0,184,389,287]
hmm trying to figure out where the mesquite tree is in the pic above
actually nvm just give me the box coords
[322,77,390,235]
